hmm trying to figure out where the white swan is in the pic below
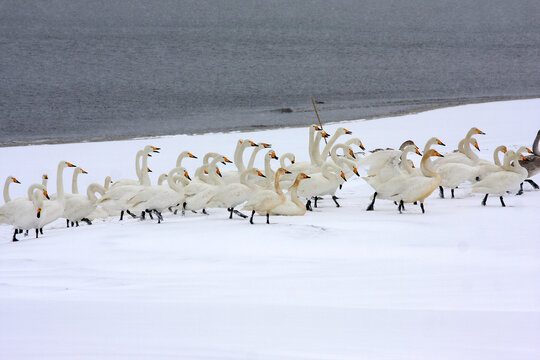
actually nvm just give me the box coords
[39,161,77,230]
[207,168,267,219]
[3,176,21,203]
[298,162,346,209]
[433,127,484,167]
[472,149,529,206]
[316,127,353,165]
[369,150,444,213]
[270,173,311,216]
[357,141,420,178]
[243,168,291,224]
[1,184,48,241]
[62,183,106,227]
[175,151,198,168]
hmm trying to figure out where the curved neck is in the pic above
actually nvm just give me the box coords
[423,137,437,154]
[264,154,275,178]
[203,152,218,164]
[401,147,416,174]
[234,142,250,172]
[247,146,264,170]
[311,132,325,166]
[420,155,438,178]
[307,126,316,163]
[157,174,168,186]
[533,130,540,156]
[56,162,66,202]
[274,171,285,196]
[87,183,106,203]
[330,144,355,170]
[176,151,188,168]
[42,177,48,188]
[3,177,12,203]
[493,146,506,166]
[239,169,258,190]
[462,139,479,162]
[320,130,346,164]
[167,168,184,192]
[27,184,45,200]
[280,153,295,168]
[288,177,305,210]
[72,169,81,194]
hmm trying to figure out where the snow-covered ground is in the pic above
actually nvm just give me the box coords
[1,99,539,359]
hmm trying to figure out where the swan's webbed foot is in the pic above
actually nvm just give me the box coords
[228,208,233,219]
[305,199,312,211]
[182,202,186,216]
[499,196,506,207]
[12,229,18,242]
[525,179,539,189]
[516,182,524,195]
[233,209,248,218]
[249,210,255,224]
[314,196,322,208]
[439,186,444,198]
[481,194,488,206]
[332,195,340,208]
[420,203,425,213]
[81,218,92,225]
[366,192,377,211]
[24,230,29,236]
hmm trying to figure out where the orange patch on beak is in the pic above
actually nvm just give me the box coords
[184,171,191,181]
[349,149,356,159]
[353,167,360,176]
[223,157,232,163]
[322,131,330,138]
[257,171,266,178]
[82,170,88,174]
[37,208,41,218]
[359,142,365,150]
[66,162,76,167]
[437,139,446,146]
[474,142,480,151]
[291,158,296,164]
[341,171,347,181]
[216,168,222,177]
[43,175,48,180]
[503,147,508,153]
[415,148,422,155]
[344,129,352,134]
[147,167,152,172]
[527,148,533,154]
[261,143,271,148]
[13,178,21,184]
[189,153,198,158]
[204,170,208,174]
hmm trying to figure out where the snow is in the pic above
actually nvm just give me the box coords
[1,99,540,359]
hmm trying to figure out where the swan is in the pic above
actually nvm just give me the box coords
[243,168,291,224]
[38,161,77,230]
[279,153,296,168]
[298,162,346,209]
[61,183,106,227]
[472,149,529,206]
[433,127,485,167]
[517,129,540,194]
[286,126,327,173]
[206,168,267,219]
[473,145,508,181]
[370,150,444,213]
[363,145,420,211]
[127,167,191,223]
[175,151,198,168]
[357,140,419,177]
[1,185,48,241]
[270,173,311,216]
[110,145,160,188]
[369,140,415,153]
[3,176,21,203]
[316,127,353,165]
[183,159,227,213]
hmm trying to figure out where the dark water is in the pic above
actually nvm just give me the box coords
[1,0,539,146]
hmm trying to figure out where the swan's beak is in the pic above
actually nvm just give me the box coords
[521,155,527,160]
[270,152,278,160]
[503,147,507,153]
[204,170,208,174]
[257,171,266,178]
[353,167,360,177]
[152,146,160,153]
[341,171,347,181]
[437,139,446,146]
[188,153,198,159]
[474,141,480,151]
[291,158,296,164]
[284,169,292,174]
[147,167,152,172]
[184,171,192,181]
[216,168,222,177]
[433,151,444,157]
[302,174,311,179]
[476,128,485,135]
[344,129,352,135]
[223,157,233,164]
[415,148,422,156]
[43,190,50,200]
[66,162,77,167]
[37,208,41,218]
[349,149,356,159]
[313,125,322,131]
[148,154,152,157]
[411,163,416,169]
[81,169,88,174]
[261,143,272,148]
[526,148,533,154]
[249,141,257,147]
[359,141,365,150]
[13,178,21,184]
[322,131,330,138]
[43,175,48,180]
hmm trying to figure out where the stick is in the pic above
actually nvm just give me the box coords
[311,96,327,144]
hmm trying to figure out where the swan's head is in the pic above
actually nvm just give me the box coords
[436,138,446,146]
[268,150,279,160]
[147,167,152,173]
[242,140,257,147]
[188,152,198,159]
[259,142,272,148]
[299,173,310,180]
[502,146,508,153]
[348,149,356,159]
[313,125,322,131]
[63,161,77,168]
[277,168,292,175]
[42,174,48,180]
[9,176,21,184]
[77,167,88,174]
[321,131,330,139]
[399,140,416,151]
[252,168,266,178]
[425,149,444,158]
[338,128,352,135]
[415,147,422,156]
[222,156,233,164]
[472,139,480,151]
[473,127,485,135]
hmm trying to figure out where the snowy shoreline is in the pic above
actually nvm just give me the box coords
[1,98,539,359]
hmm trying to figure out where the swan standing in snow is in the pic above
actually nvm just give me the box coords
[0,183,48,225]
[62,183,106,227]
[1,184,48,241]
[3,176,21,203]
[243,168,291,224]
[270,173,311,216]
[472,149,529,206]
[298,162,346,210]
[517,129,540,195]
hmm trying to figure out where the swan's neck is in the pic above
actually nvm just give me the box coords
[274,172,285,197]
[423,137,437,154]
[167,168,183,192]
[247,146,264,170]
[288,178,304,210]
[140,152,151,186]
[42,177,48,189]
[307,126,316,163]
[533,130,540,156]
[176,152,188,168]
[135,150,144,182]
[104,176,112,190]
[87,183,106,203]
[280,153,295,168]
[462,140,479,162]
[330,144,355,170]
[493,146,506,166]
[420,155,438,178]
[157,174,168,186]
[72,170,80,194]
[401,149,415,174]
[203,152,217,165]
[56,162,66,202]
[311,132,325,166]
[235,143,250,172]
[320,131,344,164]
[26,184,44,200]
[3,177,12,203]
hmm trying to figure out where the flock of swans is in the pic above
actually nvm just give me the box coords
[1,126,538,242]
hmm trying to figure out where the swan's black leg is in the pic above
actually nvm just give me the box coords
[451,189,455,198]
[525,179,539,189]
[71,221,74,227]
[439,186,444,198]
[174,208,178,215]
[141,211,146,220]
[120,210,124,221]
[76,221,79,227]
[249,210,255,224]
[233,209,248,218]
[202,208,208,215]
[398,200,404,214]
[366,192,377,211]
[126,210,137,218]
[228,208,233,219]
[314,196,319,208]
[146,210,154,220]
[499,196,506,207]
[12,229,18,242]
[168,206,174,213]
[332,195,340,208]
[24,230,29,236]
[66,219,70,228]
[481,194,488,206]
[305,199,312,211]
[153,210,163,223]
[516,182,524,195]
[266,213,270,224]
[420,202,425,213]
[40,228,43,235]
[182,202,186,216]
[35,229,39,238]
